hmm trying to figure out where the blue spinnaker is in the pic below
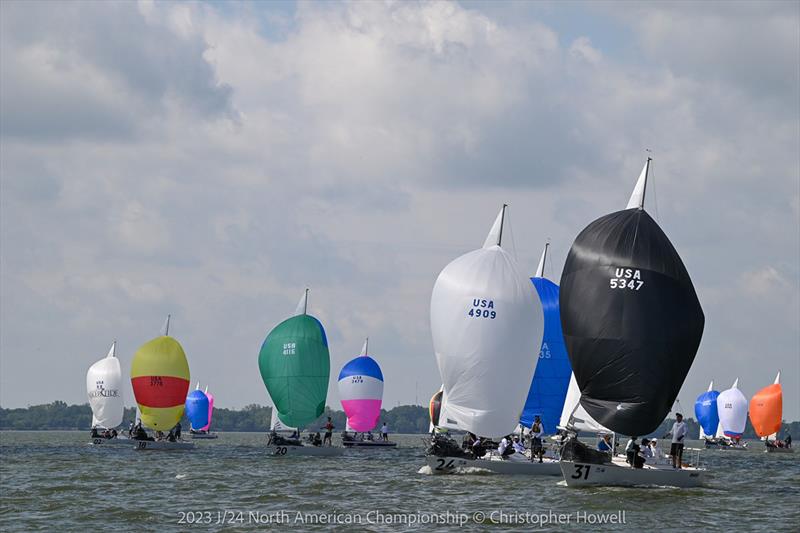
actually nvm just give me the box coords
[519,276,572,434]
[185,389,209,430]
[694,390,720,437]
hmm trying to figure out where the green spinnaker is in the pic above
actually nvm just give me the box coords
[258,314,330,428]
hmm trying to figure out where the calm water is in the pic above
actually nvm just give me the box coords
[1,431,798,531]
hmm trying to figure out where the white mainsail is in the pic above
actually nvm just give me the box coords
[559,373,609,434]
[270,410,297,433]
[625,159,651,210]
[86,341,124,429]
[432,205,543,438]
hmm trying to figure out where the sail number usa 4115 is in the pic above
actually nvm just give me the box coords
[609,268,644,291]
[468,299,496,319]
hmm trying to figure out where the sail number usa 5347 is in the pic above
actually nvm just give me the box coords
[468,299,496,319]
[609,268,644,290]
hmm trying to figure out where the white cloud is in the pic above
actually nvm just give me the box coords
[0,0,798,418]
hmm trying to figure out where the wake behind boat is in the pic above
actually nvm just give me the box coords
[558,158,707,488]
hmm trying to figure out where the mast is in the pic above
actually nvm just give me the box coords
[161,314,171,336]
[498,204,507,246]
[303,288,308,315]
[361,337,369,357]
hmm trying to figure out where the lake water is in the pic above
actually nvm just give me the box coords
[1,431,798,531]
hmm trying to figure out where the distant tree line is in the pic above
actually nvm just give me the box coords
[0,402,432,434]
[1,402,797,438]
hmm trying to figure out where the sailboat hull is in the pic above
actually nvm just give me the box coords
[765,446,794,454]
[342,440,397,448]
[88,436,132,447]
[266,444,344,457]
[133,440,195,451]
[559,460,705,488]
[425,454,562,476]
[190,433,219,439]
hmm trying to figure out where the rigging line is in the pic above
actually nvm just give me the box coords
[507,209,519,262]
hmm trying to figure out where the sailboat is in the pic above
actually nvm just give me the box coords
[130,315,194,450]
[191,385,219,439]
[185,383,209,432]
[716,378,749,450]
[338,338,395,448]
[695,381,722,447]
[519,242,573,436]
[750,372,792,453]
[87,341,128,446]
[425,205,556,475]
[558,158,707,487]
[259,289,343,456]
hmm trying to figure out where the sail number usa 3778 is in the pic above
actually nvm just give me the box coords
[609,268,644,291]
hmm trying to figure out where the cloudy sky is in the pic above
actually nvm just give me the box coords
[2,0,798,420]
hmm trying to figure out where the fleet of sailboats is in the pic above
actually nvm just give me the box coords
[79,158,793,484]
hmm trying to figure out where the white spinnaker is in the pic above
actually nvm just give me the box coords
[559,373,609,433]
[432,207,543,438]
[717,378,748,437]
[270,411,297,433]
[86,342,124,428]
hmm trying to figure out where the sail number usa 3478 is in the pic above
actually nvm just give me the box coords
[610,268,644,290]
[468,299,496,319]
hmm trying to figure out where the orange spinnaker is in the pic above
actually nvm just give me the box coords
[749,383,782,438]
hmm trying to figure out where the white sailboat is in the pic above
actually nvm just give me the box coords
[87,341,129,446]
[716,378,749,450]
[425,206,558,475]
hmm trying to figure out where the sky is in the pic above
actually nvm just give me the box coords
[1,0,798,420]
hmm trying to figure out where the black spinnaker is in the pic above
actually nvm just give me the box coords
[559,159,704,436]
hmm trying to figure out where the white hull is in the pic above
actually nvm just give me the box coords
[766,446,794,454]
[133,440,195,451]
[266,444,344,457]
[88,437,132,446]
[560,459,705,488]
[190,433,219,439]
[425,454,562,476]
[343,440,397,448]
